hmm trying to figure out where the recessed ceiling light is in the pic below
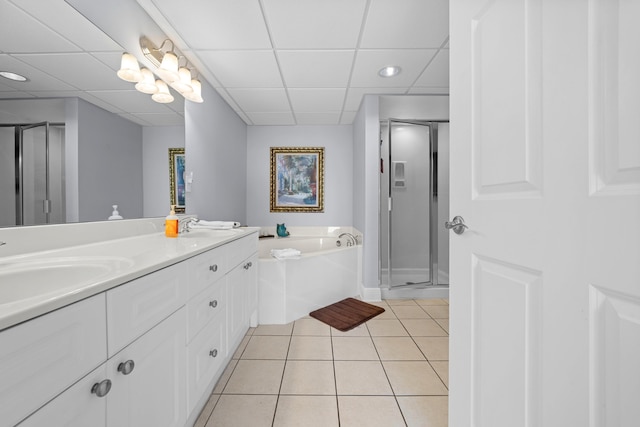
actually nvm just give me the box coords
[378,66,401,78]
[0,71,28,82]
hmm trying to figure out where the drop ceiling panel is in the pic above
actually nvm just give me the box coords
[351,49,438,87]
[360,0,449,49]
[144,0,272,50]
[278,50,354,88]
[295,112,341,125]
[288,88,346,112]
[0,1,81,53]
[12,0,123,52]
[344,87,404,111]
[198,51,283,88]
[0,54,76,92]
[14,53,128,91]
[415,49,449,87]
[88,90,177,114]
[226,88,290,112]
[246,111,295,126]
[263,0,367,49]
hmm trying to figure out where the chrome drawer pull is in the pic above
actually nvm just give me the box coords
[91,379,112,397]
[209,349,218,358]
[209,264,218,272]
[117,360,135,375]
[209,300,218,308]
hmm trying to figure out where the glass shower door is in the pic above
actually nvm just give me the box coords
[388,121,433,287]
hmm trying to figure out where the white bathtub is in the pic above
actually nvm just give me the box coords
[258,229,362,325]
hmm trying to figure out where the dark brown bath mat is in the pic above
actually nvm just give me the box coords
[309,297,385,332]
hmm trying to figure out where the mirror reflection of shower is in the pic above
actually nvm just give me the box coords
[0,122,66,227]
[380,120,449,289]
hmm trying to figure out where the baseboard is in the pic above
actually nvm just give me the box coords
[360,284,382,302]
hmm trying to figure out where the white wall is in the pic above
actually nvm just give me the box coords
[185,80,247,223]
[142,126,185,218]
[353,95,380,291]
[246,125,353,227]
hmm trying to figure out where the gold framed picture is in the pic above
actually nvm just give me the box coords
[270,147,324,213]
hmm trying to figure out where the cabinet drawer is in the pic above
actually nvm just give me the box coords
[226,234,258,270]
[0,294,107,427]
[186,276,226,343]
[187,318,225,414]
[18,363,108,427]
[186,246,227,298]
[107,265,186,357]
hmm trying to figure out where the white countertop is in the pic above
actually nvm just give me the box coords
[0,225,258,331]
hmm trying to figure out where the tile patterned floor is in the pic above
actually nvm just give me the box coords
[194,298,449,427]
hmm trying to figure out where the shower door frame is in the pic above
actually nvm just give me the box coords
[383,119,449,289]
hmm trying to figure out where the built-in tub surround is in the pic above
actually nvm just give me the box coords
[258,226,362,324]
[0,218,257,330]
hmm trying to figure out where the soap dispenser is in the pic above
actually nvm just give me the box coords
[165,205,179,238]
[108,205,123,220]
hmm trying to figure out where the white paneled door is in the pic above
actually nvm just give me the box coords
[449,1,640,426]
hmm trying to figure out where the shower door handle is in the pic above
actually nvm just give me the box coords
[445,216,468,235]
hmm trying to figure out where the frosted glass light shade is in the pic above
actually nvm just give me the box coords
[135,68,158,94]
[117,53,141,82]
[171,67,193,94]
[158,51,179,83]
[183,78,203,103]
[151,80,174,103]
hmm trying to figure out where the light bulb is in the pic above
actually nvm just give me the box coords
[171,67,193,94]
[151,80,174,103]
[117,53,141,82]
[183,78,203,103]
[135,68,158,94]
[157,51,179,83]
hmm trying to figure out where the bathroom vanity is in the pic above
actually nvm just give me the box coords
[0,219,258,427]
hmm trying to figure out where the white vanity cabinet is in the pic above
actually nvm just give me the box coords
[0,294,107,427]
[226,236,258,351]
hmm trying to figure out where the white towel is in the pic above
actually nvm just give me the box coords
[190,220,241,230]
[270,248,301,260]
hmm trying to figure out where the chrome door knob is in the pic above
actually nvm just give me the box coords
[445,216,468,235]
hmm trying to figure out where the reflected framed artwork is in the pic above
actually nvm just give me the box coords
[270,147,324,213]
[168,148,186,213]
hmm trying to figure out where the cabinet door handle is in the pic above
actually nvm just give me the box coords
[243,261,252,270]
[209,349,218,358]
[209,300,218,308]
[117,359,135,375]
[209,264,218,272]
[91,379,112,398]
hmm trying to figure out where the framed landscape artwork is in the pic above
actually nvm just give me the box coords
[270,147,324,213]
[168,147,186,213]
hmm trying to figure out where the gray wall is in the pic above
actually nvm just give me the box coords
[185,80,247,223]
[246,125,353,227]
[76,99,143,221]
[142,126,185,218]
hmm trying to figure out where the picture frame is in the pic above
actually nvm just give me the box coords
[168,148,186,213]
[270,146,324,212]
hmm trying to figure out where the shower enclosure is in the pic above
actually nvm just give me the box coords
[0,122,65,227]
[380,120,450,288]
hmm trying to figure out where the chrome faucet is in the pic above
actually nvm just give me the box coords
[0,241,5,247]
[178,216,199,234]
[337,232,357,247]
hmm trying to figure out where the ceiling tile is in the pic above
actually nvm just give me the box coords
[246,111,295,126]
[340,111,357,124]
[361,0,449,49]
[226,88,290,112]
[344,87,404,111]
[199,51,282,88]
[0,54,76,92]
[142,0,272,49]
[88,90,177,114]
[288,88,346,112]
[11,0,123,52]
[0,1,81,53]
[414,49,449,87]
[294,112,341,125]
[14,53,130,91]
[350,49,437,88]
[263,0,367,49]
[278,50,354,88]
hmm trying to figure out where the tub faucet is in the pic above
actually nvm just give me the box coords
[0,241,5,247]
[337,232,357,247]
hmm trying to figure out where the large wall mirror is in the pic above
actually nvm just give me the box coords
[0,0,184,227]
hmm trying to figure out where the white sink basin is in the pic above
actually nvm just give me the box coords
[0,256,134,304]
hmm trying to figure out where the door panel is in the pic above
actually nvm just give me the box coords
[451,0,640,426]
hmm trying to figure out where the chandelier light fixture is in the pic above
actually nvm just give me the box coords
[116,36,204,104]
